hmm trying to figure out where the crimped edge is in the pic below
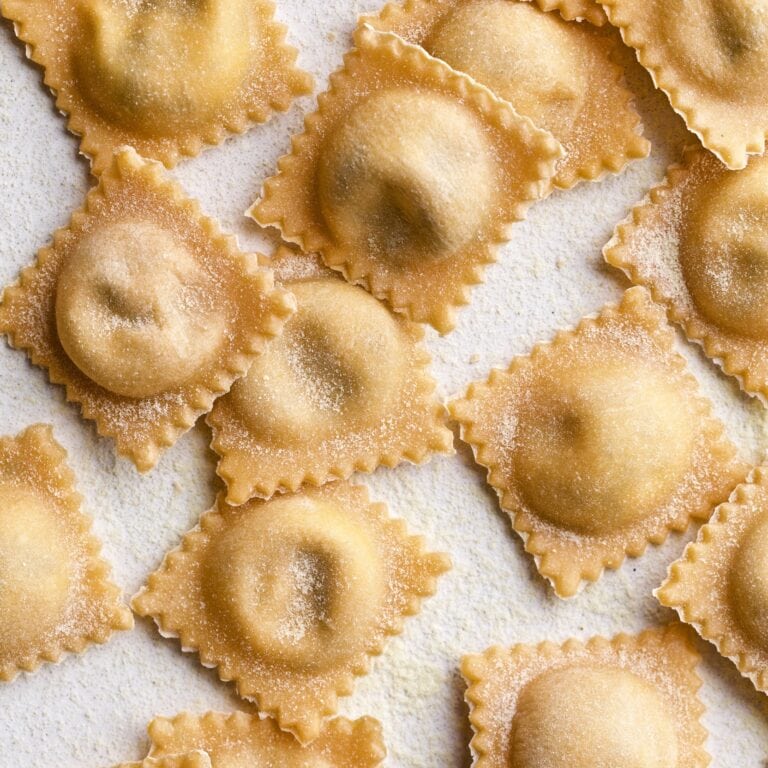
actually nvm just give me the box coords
[361,0,647,189]
[655,467,768,694]
[132,484,451,744]
[0,0,313,174]
[600,0,767,170]
[252,24,562,333]
[448,287,745,598]
[460,624,709,767]
[114,751,212,768]
[207,250,453,504]
[0,423,133,683]
[523,0,607,25]
[604,145,768,402]
[0,147,296,472]
[147,711,386,765]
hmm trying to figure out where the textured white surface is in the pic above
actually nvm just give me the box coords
[1,2,768,766]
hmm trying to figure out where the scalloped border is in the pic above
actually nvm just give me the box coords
[656,466,768,694]
[251,24,562,333]
[523,0,607,25]
[600,0,768,170]
[0,0,313,175]
[0,147,295,472]
[448,287,746,597]
[115,752,212,768]
[604,145,768,401]
[361,0,648,189]
[460,624,710,767]
[0,424,133,682]
[207,246,454,504]
[132,483,450,744]
[147,711,385,766]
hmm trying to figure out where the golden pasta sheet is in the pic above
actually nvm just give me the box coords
[450,287,745,597]
[605,147,768,399]
[208,246,453,504]
[0,148,295,472]
[364,0,648,189]
[601,0,768,169]
[461,625,708,767]
[0,424,132,682]
[657,466,768,695]
[147,712,385,767]
[252,25,563,333]
[1,0,312,174]
[132,482,451,744]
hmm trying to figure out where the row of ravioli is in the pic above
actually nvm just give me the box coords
[0,421,744,764]
[4,0,765,340]
[2,274,768,763]
[62,628,724,767]
[4,0,760,174]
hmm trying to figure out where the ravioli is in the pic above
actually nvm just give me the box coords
[252,25,562,333]
[365,0,648,189]
[132,482,451,744]
[208,247,453,504]
[0,424,132,682]
[461,625,709,767]
[657,466,768,695]
[450,287,745,597]
[605,147,768,398]
[147,712,385,767]
[0,148,294,471]
[0,0,312,173]
[601,0,768,169]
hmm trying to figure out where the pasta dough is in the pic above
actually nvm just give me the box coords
[147,711,385,768]
[601,0,768,169]
[604,148,768,397]
[461,626,708,768]
[55,220,224,398]
[1,0,312,172]
[0,424,132,682]
[132,482,451,743]
[0,148,295,471]
[450,287,744,597]
[657,466,768,694]
[252,26,562,333]
[510,666,677,767]
[75,0,253,134]
[364,0,648,189]
[208,249,452,504]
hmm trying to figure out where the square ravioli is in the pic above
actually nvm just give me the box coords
[0,424,132,682]
[657,466,768,695]
[0,147,295,472]
[208,246,454,504]
[1,0,312,174]
[364,0,648,189]
[252,25,563,334]
[600,0,768,170]
[147,711,385,767]
[449,287,745,597]
[605,147,768,399]
[461,625,709,767]
[131,482,451,744]
[115,754,211,768]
